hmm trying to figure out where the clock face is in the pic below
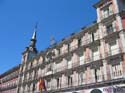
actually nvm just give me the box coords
[27,52,35,60]
[29,47,33,51]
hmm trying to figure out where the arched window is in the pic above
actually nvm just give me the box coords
[91,89,102,93]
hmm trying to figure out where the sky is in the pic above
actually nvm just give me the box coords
[0,0,99,74]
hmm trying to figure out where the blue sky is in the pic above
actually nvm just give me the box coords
[0,0,99,74]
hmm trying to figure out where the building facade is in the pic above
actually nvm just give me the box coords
[0,65,20,93]
[17,0,125,93]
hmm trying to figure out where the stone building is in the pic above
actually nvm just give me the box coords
[17,0,125,93]
[0,65,20,93]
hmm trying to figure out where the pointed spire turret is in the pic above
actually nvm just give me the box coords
[22,23,38,62]
[30,23,38,48]
[32,30,36,40]
[32,24,37,40]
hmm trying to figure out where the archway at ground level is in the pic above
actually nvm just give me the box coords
[90,89,102,93]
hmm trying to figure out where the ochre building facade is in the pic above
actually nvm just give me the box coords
[17,0,125,93]
[1,0,125,93]
[0,65,20,93]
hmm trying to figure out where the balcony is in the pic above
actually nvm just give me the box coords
[60,49,68,56]
[45,72,124,93]
[92,54,101,62]
[84,54,102,64]
[54,65,67,74]
[102,10,113,18]
[101,11,115,23]
[103,27,119,41]
[19,54,103,83]
[1,73,18,83]
[45,71,53,76]
[54,46,79,64]
[81,35,100,48]
[43,54,103,78]
[72,62,79,68]
[112,70,123,80]
[0,83,17,91]
[70,45,78,52]
[105,47,123,59]
[81,38,91,46]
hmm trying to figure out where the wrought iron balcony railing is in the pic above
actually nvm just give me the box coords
[105,47,122,58]
[17,71,124,93]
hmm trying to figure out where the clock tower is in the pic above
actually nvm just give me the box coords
[22,25,38,63]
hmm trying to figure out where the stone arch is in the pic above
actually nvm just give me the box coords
[90,89,102,93]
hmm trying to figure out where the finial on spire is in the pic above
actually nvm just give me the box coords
[32,22,38,40]
[30,23,38,48]
[32,30,37,40]
[50,36,55,46]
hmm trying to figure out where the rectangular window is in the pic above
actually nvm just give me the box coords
[95,68,102,82]
[95,69,97,82]
[124,32,125,38]
[68,44,70,52]
[68,60,72,69]
[92,32,95,42]
[91,47,100,61]
[119,0,125,11]
[109,5,113,15]
[78,38,81,47]
[103,8,109,18]
[57,78,59,88]
[58,49,61,55]
[33,84,35,91]
[106,24,113,34]
[79,72,83,85]
[102,4,113,19]
[68,76,70,86]
[68,76,72,86]
[48,64,52,71]
[94,31,99,40]
[87,33,91,44]
[109,40,119,55]
[111,63,123,79]
[23,55,26,62]
[61,47,63,55]
[80,55,84,65]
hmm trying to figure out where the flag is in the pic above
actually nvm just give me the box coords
[39,79,47,92]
